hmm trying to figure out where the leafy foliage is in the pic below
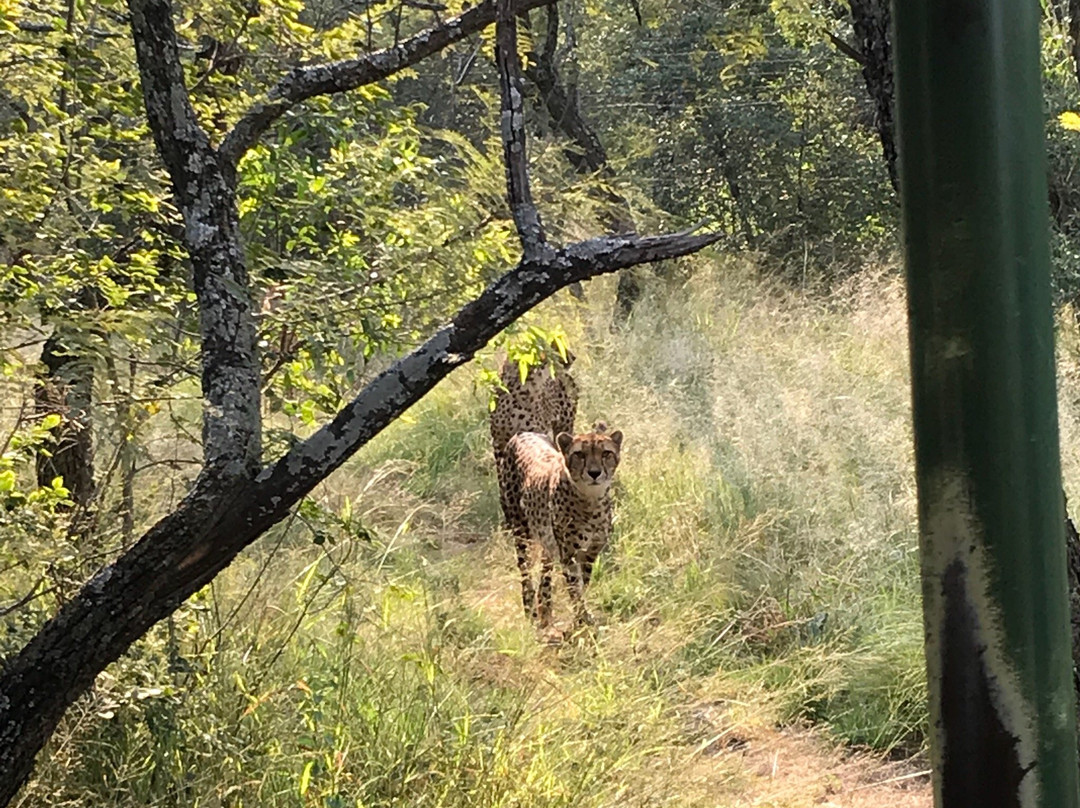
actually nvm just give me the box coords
[565,0,896,281]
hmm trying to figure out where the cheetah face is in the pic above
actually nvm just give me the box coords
[556,428,622,497]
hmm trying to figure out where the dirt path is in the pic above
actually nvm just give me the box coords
[456,547,933,808]
[706,724,931,807]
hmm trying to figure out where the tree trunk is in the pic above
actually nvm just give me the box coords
[127,0,263,477]
[524,4,643,321]
[848,0,898,193]
[34,329,95,506]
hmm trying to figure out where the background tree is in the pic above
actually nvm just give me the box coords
[845,0,895,193]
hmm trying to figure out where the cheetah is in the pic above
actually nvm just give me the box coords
[490,352,578,530]
[489,352,578,459]
[500,424,623,627]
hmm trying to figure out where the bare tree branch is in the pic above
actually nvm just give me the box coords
[825,29,867,66]
[15,19,123,36]
[128,0,262,475]
[496,0,547,260]
[218,0,552,170]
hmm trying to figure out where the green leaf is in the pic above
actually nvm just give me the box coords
[298,760,314,797]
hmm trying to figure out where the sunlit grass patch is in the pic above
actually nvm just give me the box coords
[24,257,942,807]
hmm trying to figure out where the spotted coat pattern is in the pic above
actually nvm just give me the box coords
[489,354,578,460]
[500,427,623,626]
[490,354,578,533]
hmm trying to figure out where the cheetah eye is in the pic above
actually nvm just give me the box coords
[602,450,615,460]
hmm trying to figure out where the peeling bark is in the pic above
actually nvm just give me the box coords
[128,0,262,476]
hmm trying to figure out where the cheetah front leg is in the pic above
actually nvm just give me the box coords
[524,508,560,628]
[559,532,594,627]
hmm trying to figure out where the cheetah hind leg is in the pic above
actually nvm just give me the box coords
[536,550,555,627]
[515,536,537,619]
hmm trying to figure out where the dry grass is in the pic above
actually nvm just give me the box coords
[12,254,962,806]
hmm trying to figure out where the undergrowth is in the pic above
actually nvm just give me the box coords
[16,255,954,806]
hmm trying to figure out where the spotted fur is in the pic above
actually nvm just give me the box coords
[489,353,578,458]
[490,353,578,535]
[500,425,623,627]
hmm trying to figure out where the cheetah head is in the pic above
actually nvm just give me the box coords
[556,424,622,497]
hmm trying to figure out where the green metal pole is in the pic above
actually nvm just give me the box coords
[893,0,1080,805]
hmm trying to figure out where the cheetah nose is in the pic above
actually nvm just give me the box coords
[588,469,602,480]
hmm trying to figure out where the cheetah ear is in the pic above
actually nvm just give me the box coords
[556,432,575,455]
[609,430,623,450]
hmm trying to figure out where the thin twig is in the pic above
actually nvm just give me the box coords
[849,769,932,791]
[0,577,55,618]
[825,29,867,65]
[131,458,204,475]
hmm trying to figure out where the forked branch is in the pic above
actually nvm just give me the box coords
[220,0,552,169]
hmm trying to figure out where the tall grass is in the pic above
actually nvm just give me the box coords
[22,255,955,806]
